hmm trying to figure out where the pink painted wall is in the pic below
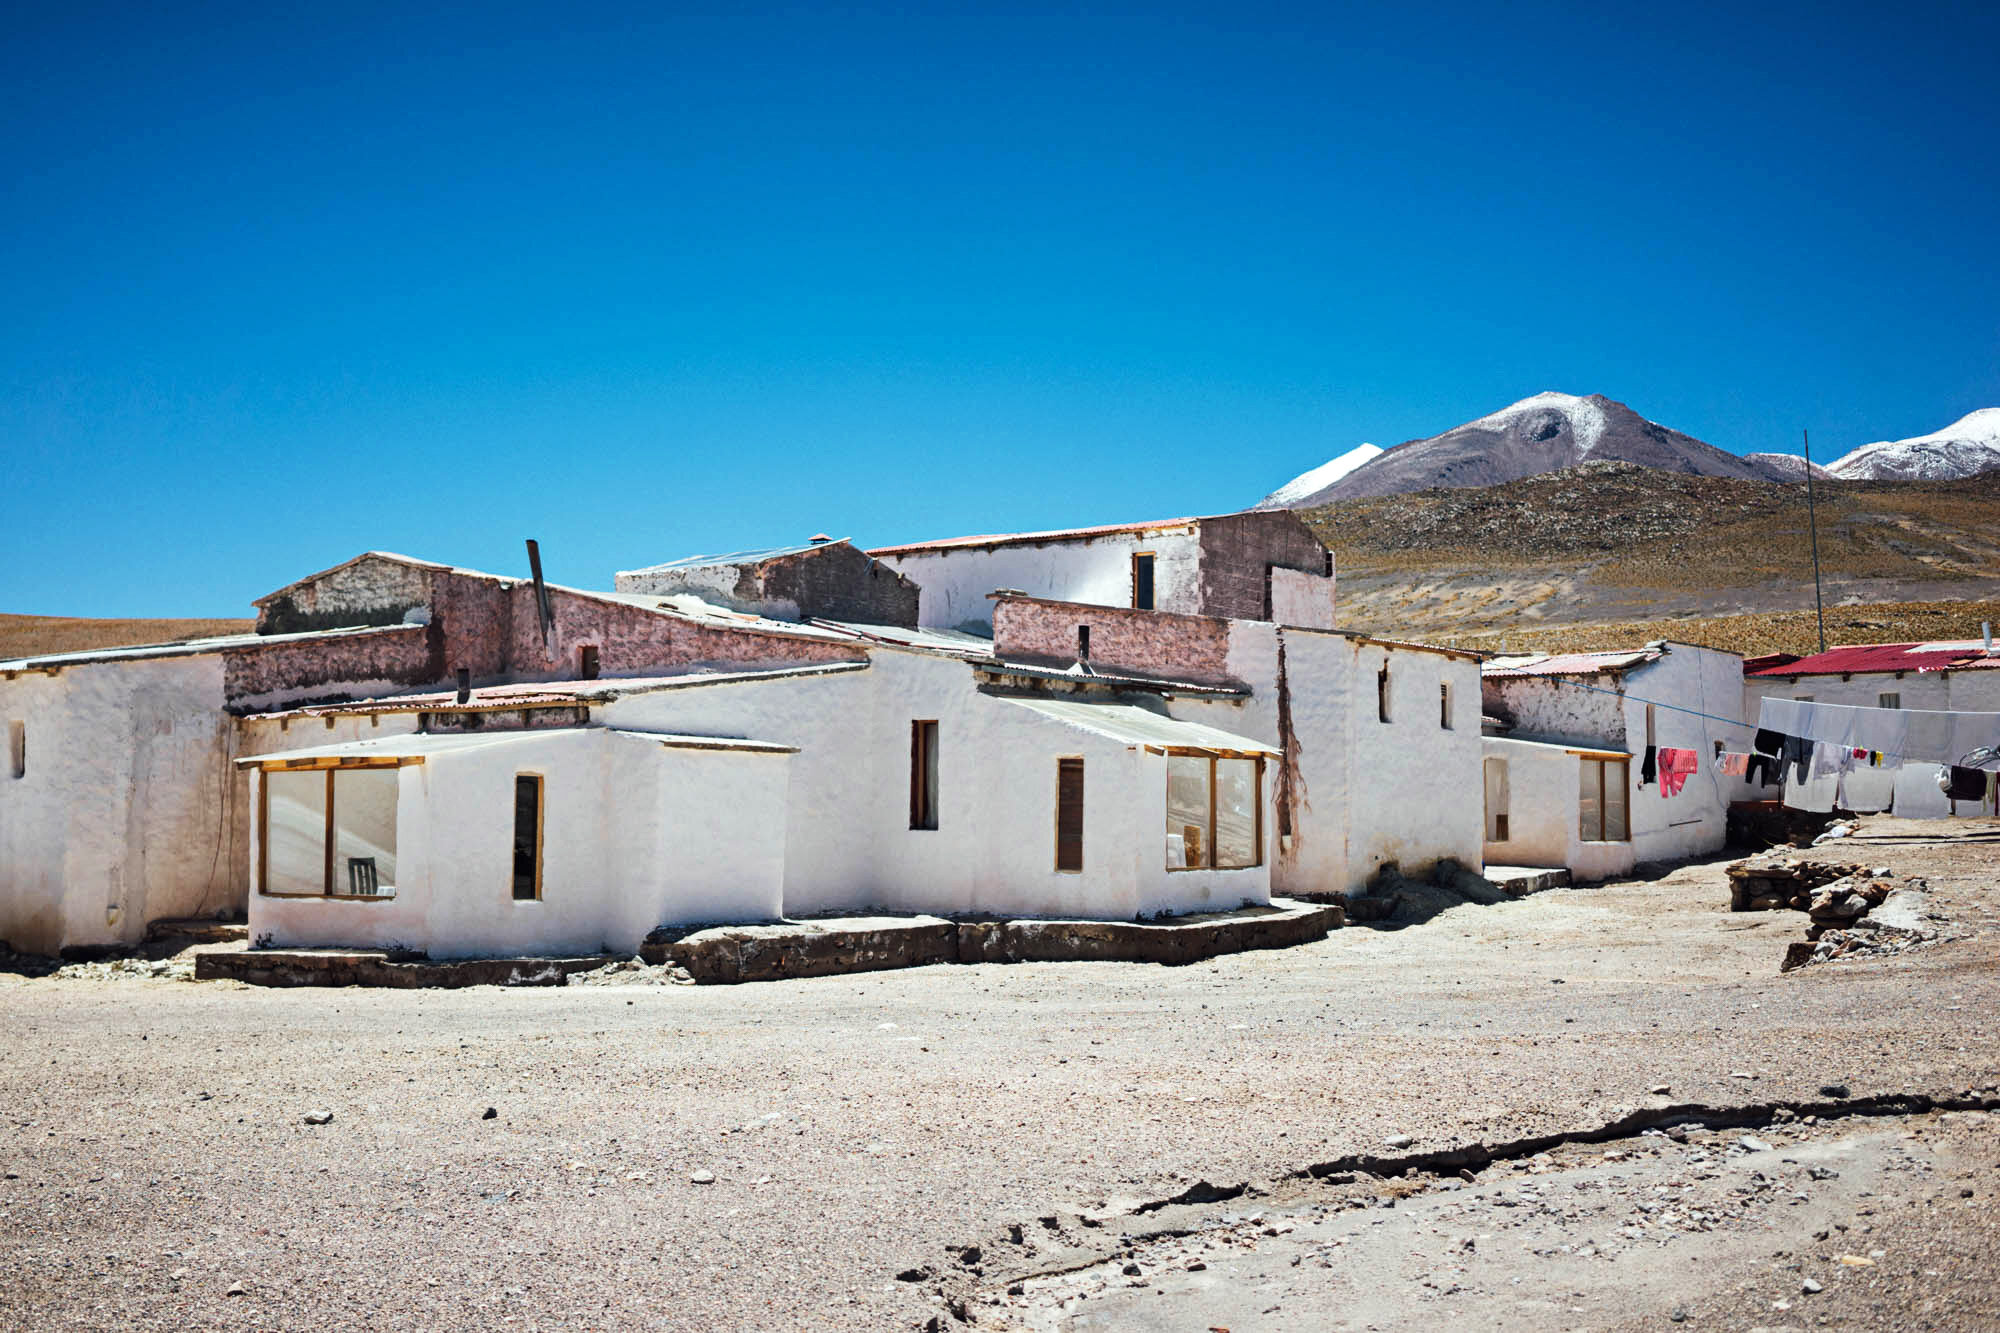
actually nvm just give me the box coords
[991,595,1239,687]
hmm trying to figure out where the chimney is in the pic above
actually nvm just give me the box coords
[808,533,833,545]
[1985,622,1994,657]
[456,668,471,704]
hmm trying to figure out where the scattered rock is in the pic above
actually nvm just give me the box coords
[689,1170,716,1185]
[302,1110,333,1126]
[896,1266,933,1283]
[1648,1084,1670,1096]
[1384,1134,1415,1149]
[1736,1135,1773,1153]
[1802,1277,1824,1294]
[1819,1084,1850,1099]
[481,1107,497,1120]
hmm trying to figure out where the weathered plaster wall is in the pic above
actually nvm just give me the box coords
[0,656,243,955]
[990,596,1239,686]
[1194,510,1334,622]
[504,586,864,681]
[255,555,442,633]
[222,625,437,714]
[1340,637,1484,887]
[1480,737,1638,881]
[247,730,790,958]
[1617,647,1750,864]
[875,527,1203,631]
[1486,675,1627,750]
[1268,567,1337,629]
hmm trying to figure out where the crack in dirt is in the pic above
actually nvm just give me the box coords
[908,1087,2000,1327]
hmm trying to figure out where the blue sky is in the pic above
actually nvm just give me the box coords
[7,1,1998,617]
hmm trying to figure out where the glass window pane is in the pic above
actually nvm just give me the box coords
[1166,755,1211,868]
[266,769,326,894]
[1578,760,1602,842]
[1213,759,1258,868]
[1603,761,1629,842]
[332,768,398,896]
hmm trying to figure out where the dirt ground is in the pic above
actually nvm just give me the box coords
[3,816,1997,1331]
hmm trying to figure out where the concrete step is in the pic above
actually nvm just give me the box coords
[1483,865,1573,896]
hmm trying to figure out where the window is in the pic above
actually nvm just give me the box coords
[1878,692,1901,710]
[1645,703,1656,749]
[1077,625,1091,661]
[909,720,939,830]
[1166,754,1263,869]
[1132,553,1155,611]
[1055,758,1085,872]
[513,775,543,900]
[578,645,600,679]
[1484,758,1509,842]
[260,765,399,898]
[7,721,21,779]
[1440,683,1452,729]
[1579,757,1630,843]
[1377,666,1392,723]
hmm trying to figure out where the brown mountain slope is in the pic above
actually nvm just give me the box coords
[0,615,255,660]
[1300,461,2000,645]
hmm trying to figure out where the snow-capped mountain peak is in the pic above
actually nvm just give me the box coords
[1827,408,2000,481]
[1258,443,1384,508]
[1464,391,1612,455]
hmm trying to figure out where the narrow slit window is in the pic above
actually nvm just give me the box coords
[1131,553,1155,611]
[1440,683,1452,729]
[1377,666,1392,723]
[513,774,543,900]
[909,720,939,830]
[1484,757,1509,842]
[1055,758,1085,872]
[7,721,22,779]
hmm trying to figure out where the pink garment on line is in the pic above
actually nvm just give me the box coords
[1718,752,1749,777]
[1658,747,1699,797]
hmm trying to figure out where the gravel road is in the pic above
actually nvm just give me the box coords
[3,816,1996,1330]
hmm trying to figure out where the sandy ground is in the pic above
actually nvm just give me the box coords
[2,816,1997,1331]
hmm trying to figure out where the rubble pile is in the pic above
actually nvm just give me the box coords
[52,956,195,982]
[1725,854,1867,912]
[566,956,696,987]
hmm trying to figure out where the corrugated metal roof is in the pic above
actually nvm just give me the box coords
[975,659,1249,696]
[1002,698,1278,755]
[605,729,796,755]
[812,620,994,656]
[616,539,848,577]
[1746,641,2000,678]
[235,730,565,766]
[1,622,417,673]
[869,517,1198,556]
[1483,648,1663,680]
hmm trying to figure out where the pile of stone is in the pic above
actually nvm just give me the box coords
[1724,854,1867,912]
[52,955,194,983]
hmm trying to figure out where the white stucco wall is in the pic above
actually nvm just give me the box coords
[1268,567,1337,630]
[596,649,1274,920]
[1480,736,1638,881]
[0,655,242,956]
[876,527,1203,632]
[247,729,790,958]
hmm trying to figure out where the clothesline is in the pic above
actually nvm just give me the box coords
[1515,674,1755,729]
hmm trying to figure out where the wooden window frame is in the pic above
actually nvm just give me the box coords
[512,772,545,902]
[1165,752,1264,872]
[1439,682,1452,730]
[1878,692,1901,710]
[256,759,412,900]
[1054,757,1086,873]
[1578,756,1631,844]
[578,644,601,680]
[1131,552,1156,611]
[909,720,939,831]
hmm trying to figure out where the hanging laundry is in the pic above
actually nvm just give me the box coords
[1810,741,1846,781]
[1639,745,1657,788]
[1745,753,1781,786]
[1941,766,1987,802]
[1658,747,1698,797]
[1717,752,1749,777]
[1754,728,1784,756]
[1783,735,1810,784]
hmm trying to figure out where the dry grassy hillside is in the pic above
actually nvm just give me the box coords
[1302,462,2000,643]
[0,614,254,660]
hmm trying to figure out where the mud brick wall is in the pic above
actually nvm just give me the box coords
[761,543,921,626]
[511,586,865,677]
[1197,511,1332,622]
[991,595,1237,686]
[223,625,436,712]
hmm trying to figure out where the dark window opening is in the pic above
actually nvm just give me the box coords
[1132,553,1155,611]
[7,721,22,779]
[1055,758,1085,872]
[1077,625,1091,661]
[513,775,543,900]
[1377,666,1392,723]
[1440,683,1452,729]
[1263,564,1275,621]
[909,720,939,830]
[578,645,600,679]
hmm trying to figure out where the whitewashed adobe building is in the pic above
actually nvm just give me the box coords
[1480,642,1755,880]
[7,509,1482,961]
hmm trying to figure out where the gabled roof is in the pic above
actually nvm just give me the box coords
[617,539,850,577]
[252,551,506,607]
[1746,640,2000,678]
[1001,697,1278,756]
[1483,647,1663,680]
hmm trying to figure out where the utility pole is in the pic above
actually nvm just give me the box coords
[1802,428,1827,654]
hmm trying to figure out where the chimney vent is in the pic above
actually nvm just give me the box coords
[808,533,833,544]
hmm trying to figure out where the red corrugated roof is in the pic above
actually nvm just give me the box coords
[1746,641,2000,678]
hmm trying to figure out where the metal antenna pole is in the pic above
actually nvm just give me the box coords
[1802,428,1827,654]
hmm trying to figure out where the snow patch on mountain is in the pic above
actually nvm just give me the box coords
[1465,391,1611,454]
[1259,443,1384,507]
[1742,452,1832,482]
[1828,409,2000,481]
